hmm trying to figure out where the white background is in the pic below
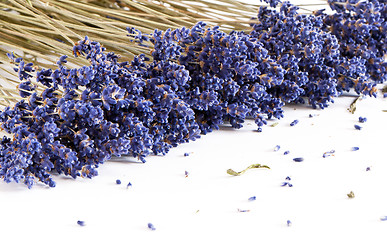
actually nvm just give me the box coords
[1,1,387,240]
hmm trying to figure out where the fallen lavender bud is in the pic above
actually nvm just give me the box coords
[290,120,299,126]
[237,209,250,212]
[287,220,292,227]
[354,125,362,130]
[148,223,156,230]
[293,157,304,162]
[77,220,85,226]
[358,117,367,123]
[323,150,335,158]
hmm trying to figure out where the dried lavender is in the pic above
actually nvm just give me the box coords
[77,220,85,226]
[147,223,156,230]
[248,196,257,201]
[323,150,335,158]
[354,124,363,130]
[358,117,367,123]
[287,220,292,227]
[0,0,385,188]
[274,145,281,152]
[281,176,293,187]
[290,120,299,127]
[237,209,250,213]
[293,157,304,162]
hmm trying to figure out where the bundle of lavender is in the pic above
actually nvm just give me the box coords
[0,0,268,69]
[0,0,385,188]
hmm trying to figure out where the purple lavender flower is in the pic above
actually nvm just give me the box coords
[148,223,156,230]
[358,117,367,123]
[290,120,299,126]
[77,220,85,226]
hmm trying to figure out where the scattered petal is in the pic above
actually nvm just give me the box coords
[287,220,292,227]
[358,117,367,123]
[290,120,299,126]
[293,157,304,162]
[323,150,335,158]
[354,124,362,130]
[237,209,250,212]
[148,223,156,230]
[77,220,85,226]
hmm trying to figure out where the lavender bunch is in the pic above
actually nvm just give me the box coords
[251,1,381,108]
[323,0,387,83]
[1,38,200,188]
[0,0,385,188]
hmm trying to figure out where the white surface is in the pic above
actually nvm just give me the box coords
[1,91,386,240]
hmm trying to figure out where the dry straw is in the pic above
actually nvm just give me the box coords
[0,0,328,104]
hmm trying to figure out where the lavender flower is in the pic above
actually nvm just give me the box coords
[77,220,85,226]
[293,157,304,162]
[248,196,257,201]
[0,0,385,188]
[290,120,299,126]
[358,117,367,123]
[274,145,281,152]
[354,124,362,130]
[287,220,292,227]
[148,223,156,230]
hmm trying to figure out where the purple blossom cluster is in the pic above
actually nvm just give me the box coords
[324,0,387,83]
[0,0,385,188]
